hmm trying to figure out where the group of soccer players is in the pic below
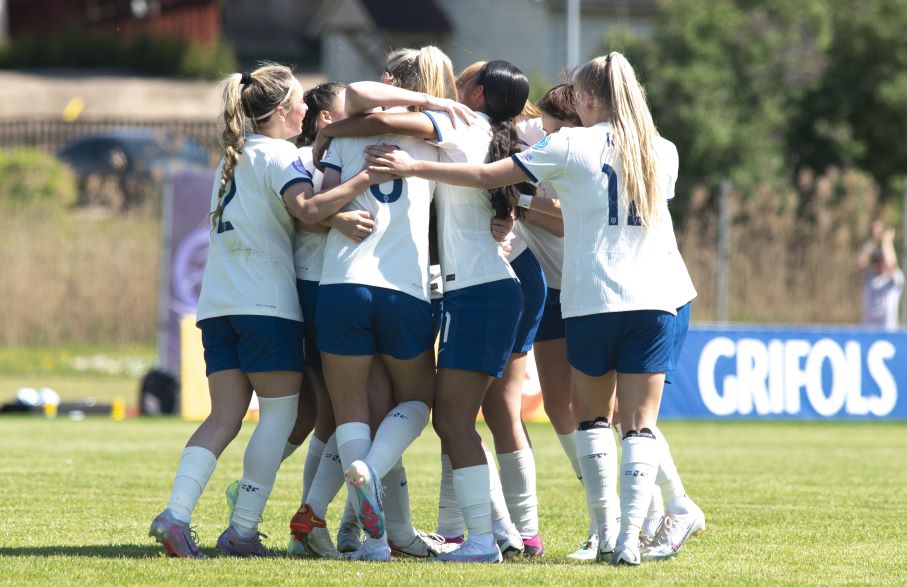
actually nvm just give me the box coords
[148,44,706,566]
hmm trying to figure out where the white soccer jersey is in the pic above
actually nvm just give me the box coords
[293,145,327,281]
[197,134,312,322]
[655,136,697,308]
[514,181,565,289]
[424,110,517,291]
[513,116,562,287]
[512,122,695,318]
[318,133,437,301]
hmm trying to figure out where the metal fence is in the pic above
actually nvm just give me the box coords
[0,117,221,154]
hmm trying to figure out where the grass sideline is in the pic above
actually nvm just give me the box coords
[1,419,905,585]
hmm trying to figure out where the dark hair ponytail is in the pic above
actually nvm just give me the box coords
[478,60,533,218]
[298,82,345,147]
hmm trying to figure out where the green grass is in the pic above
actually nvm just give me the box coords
[0,419,905,586]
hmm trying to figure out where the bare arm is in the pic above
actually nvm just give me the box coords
[521,209,564,237]
[525,195,562,219]
[365,144,530,190]
[881,228,899,273]
[344,81,475,124]
[321,111,438,140]
[283,169,385,224]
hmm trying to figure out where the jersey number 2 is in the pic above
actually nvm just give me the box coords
[217,181,237,233]
[602,164,642,226]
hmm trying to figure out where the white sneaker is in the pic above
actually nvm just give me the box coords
[610,534,640,566]
[433,539,502,563]
[642,516,662,542]
[287,535,316,557]
[304,526,342,559]
[344,538,391,561]
[390,531,450,557]
[336,520,361,553]
[566,534,598,561]
[494,524,524,559]
[641,503,706,561]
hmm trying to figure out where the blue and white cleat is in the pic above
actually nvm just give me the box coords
[345,460,386,540]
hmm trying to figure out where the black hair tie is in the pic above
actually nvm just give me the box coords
[240,72,253,86]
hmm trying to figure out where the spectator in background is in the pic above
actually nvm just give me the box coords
[859,221,905,331]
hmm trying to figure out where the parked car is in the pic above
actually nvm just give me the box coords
[58,129,212,211]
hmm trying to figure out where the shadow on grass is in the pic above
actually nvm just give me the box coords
[0,544,207,559]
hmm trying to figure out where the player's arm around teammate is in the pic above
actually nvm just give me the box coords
[150,64,314,558]
[367,52,695,567]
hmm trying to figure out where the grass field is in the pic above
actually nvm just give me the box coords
[1,418,905,586]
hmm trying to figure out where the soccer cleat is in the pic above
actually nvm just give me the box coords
[216,526,275,558]
[390,531,452,557]
[344,538,391,561]
[610,534,641,566]
[345,460,386,540]
[225,480,239,523]
[642,515,662,543]
[641,503,706,561]
[290,504,341,559]
[149,509,205,559]
[566,534,598,561]
[336,519,362,553]
[433,539,503,563]
[494,525,524,560]
[287,535,316,557]
[521,533,544,557]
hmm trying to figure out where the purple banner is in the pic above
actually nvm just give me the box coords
[157,169,214,374]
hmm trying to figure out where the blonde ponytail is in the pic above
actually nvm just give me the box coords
[385,46,456,103]
[214,73,247,228]
[212,62,299,229]
[418,46,457,100]
[575,52,662,226]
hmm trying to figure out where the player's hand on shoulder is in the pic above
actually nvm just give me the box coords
[423,95,476,128]
[364,144,415,176]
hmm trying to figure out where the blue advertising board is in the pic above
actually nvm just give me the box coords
[665,326,907,420]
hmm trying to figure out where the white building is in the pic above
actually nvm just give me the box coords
[307,0,657,83]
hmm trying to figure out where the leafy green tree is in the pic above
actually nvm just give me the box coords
[608,0,832,188]
[789,0,907,194]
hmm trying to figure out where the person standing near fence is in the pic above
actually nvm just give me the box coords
[859,221,905,331]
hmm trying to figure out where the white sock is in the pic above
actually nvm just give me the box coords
[497,449,539,538]
[453,464,493,541]
[436,453,465,538]
[335,421,372,471]
[383,459,416,546]
[619,433,662,540]
[231,393,298,539]
[647,485,665,519]
[556,431,596,535]
[486,451,516,534]
[576,422,618,544]
[366,401,430,478]
[556,432,583,480]
[305,434,343,518]
[652,425,693,515]
[167,446,217,524]
[282,441,301,462]
[301,435,326,503]
[342,496,358,526]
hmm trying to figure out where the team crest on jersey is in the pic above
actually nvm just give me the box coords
[292,157,308,175]
[531,134,552,151]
